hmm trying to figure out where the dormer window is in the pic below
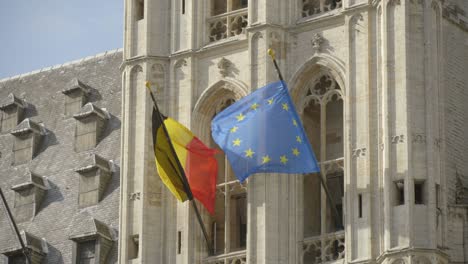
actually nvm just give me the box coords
[0,93,26,133]
[208,0,248,42]
[301,0,342,18]
[1,231,48,264]
[11,119,45,165]
[75,154,112,208]
[73,103,109,152]
[62,78,91,117]
[69,216,114,264]
[11,171,48,222]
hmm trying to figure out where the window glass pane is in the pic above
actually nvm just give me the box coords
[212,0,227,15]
[325,96,343,160]
[326,170,344,231]
[232,0,248,10]
[303,173,321,237]
[303,100,321,162]
[212,187,226,255]
[230,192,247,250]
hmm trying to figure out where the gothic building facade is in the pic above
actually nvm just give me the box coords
[119,0,468,263]
[0,0,467,264]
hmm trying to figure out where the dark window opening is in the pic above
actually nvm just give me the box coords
[136,0,144,20]
[394,180,405,205]
[177,231,182,254]
[414,181,425,205]
[358,194,363,218]
[77,240,96,264]
[182,0,185,14]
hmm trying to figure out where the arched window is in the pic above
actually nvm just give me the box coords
[193,83,249,262]
[209,97,248,256]
[301,72,345,263]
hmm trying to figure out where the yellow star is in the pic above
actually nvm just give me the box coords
[262,155,271,164]
[280,155,288,164]
[268,98,274,105]
[230,126,239,133]
[233,138,241,146]
[292,148,300,156]
[282,103,289,111]
[236,113,245,121]
[250,103,259,110]
[244,148,255,158]
[293,119,298,126]
[296,136,302,143]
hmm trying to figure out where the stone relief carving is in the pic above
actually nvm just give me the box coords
[129,192,141,200]
[174,58,187,69]
[352,147,367,157]
[391,135,405,144]
[218,57,232,77]
[311,33,324,53]
[412,133,426,143]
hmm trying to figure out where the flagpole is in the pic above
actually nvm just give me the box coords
[145,82,214,255]
[0,187,32,264]
[267,49,343,229]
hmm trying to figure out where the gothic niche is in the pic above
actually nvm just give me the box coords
[0,93,26,133]
[11,171,48,222]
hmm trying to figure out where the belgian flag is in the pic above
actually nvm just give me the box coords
[152,108,218,215]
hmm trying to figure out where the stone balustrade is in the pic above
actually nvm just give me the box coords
[208,8,248,43]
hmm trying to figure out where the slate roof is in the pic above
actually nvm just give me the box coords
[0,49,122,264]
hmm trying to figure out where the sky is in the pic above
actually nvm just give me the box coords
[0,0,123,79]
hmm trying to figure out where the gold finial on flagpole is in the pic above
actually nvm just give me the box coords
[267,48,276,60]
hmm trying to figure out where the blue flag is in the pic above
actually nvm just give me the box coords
[211,81,320,182]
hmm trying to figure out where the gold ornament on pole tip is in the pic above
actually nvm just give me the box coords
[267,48,276,60]
[145,81,151,89]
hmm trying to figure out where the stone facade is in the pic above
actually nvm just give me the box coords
[119,0,467,264]
[0,50,122,263]
[0,0,467,264]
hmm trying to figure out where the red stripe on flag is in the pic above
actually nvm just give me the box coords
[185,137,218,215]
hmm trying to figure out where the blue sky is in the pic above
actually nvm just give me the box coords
[0,0,123,79]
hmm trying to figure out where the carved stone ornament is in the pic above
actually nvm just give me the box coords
[217,57,232,77]
[311,33,324,53]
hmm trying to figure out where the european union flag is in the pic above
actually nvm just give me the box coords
[211,81,320,182]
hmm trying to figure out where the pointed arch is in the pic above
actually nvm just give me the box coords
[192,78,248,143]
[288,54,346,107]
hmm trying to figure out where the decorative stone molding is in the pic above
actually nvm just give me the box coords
[217,57,232,77]
[73,103,110,152]
[10,119,45,165]
[69,216,114,264]
[0,93,26,133]
[62,78,91,116]
[75,154,112,207]
[11,171,48,222]
[1,231,48,264]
